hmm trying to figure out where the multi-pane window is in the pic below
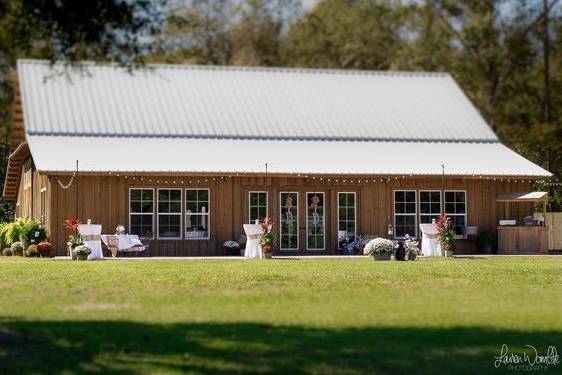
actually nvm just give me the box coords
[419,191,442,224]
[445,191,467,237]
[185,189,210,239]
[338,192,356,248]
[394,190,417,238]
[306,192,325,250]
[280,192,298,250]
[248,191,267,224]
[39,188,47,224]
[157,189,182,239]
[129,188,154,238]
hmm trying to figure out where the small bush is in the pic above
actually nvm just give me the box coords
[0,218,48,248]
[363,238,395,255]
[25,245,39,257]
[20,219,47,247]
[2,248,12,256]
[37,241,54,257]
[10,242,24,256]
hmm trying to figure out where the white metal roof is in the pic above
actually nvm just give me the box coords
[18,59,498,142]
[18,59,551,177]
[27,136,551,177]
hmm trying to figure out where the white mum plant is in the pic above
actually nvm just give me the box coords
[363,238,395,255]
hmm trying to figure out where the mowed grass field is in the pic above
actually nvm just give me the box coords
[0,257,560,374]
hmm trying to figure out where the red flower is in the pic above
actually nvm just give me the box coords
[64,217,82,233]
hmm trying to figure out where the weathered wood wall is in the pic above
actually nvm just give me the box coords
[37,173,533,256]
[545,213,562,250]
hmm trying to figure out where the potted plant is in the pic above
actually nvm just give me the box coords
[64,217,83,259]
[37,241,54,258]
[3,248,13,256]
[25,245,39,257]
[223,241,240,256]
[403,234,421,261]
[73,245,91,260]
[10,242,24,256]
[363,237,395,260]
[436,214,456,257]
[258,217,277,259]
[476,230,495,254]
[341,235,363,255]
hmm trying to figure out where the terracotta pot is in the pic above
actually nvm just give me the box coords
[373,253,392,261]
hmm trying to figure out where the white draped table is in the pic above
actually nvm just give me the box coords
[243,224,264,259]
[101,234,145,255]
[419,223,441,257]
[78,224,103,260]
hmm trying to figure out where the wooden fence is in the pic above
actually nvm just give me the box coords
[545,213,562,250]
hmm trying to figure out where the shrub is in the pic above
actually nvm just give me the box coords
[37,241,54,257]
[25,245,39,257]
[0,222,8,248]
[0,218,48,247]
[19,219,47,247]
[2,248,12,256]
[363,238,395,255]
[10,242,24,256]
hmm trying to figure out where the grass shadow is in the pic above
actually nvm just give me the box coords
[0,320,560,374]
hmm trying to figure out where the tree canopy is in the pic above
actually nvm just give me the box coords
[1,0,561,219]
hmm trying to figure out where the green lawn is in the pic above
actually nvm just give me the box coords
[0,257,560,374]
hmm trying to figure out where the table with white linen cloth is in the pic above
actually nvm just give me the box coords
[243,224,264,259]
[419,223,440,256]
[101,234,145,252]
[78,224,103,260]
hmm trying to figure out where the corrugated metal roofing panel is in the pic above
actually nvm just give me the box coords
[18,59,498,142]
[27,136,551,177]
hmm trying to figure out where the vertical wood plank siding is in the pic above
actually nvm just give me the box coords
[35,173,534,256]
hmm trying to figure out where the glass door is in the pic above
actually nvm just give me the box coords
[306,192,325,250]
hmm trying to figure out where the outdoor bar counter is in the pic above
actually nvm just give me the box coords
[497,226,548,254]
[496,192,549,255]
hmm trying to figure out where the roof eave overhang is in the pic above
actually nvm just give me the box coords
[2,141,30,200]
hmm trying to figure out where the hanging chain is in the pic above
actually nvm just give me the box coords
[56,173,76,189]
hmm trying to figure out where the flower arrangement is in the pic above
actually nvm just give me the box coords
[37,241,54,257]
[258,217,277,254]
[403,234,421,260]
[223,241,240,249]
[65,217,84,252]
[436,214,456,252]
[363,238,395,255]
[25,245,39,257]
[341,235,363,255]
[10,242,24,256]
[73,245,91,260]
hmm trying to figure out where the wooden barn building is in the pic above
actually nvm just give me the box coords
[2,60,552,256]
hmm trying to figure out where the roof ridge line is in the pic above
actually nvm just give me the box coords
[17,58,452,78]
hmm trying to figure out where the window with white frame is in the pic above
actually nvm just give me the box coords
[185,189,210,239]
[306,192,325,250]
[248,191,267,224]
[157,189,182,239]
[280,192,298,250]
[129,188,154,238]
[419,191,442,224]
[40,188,47,224]
[445,191,467,237]
[394,190,417,238]
[338,192,356,248]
